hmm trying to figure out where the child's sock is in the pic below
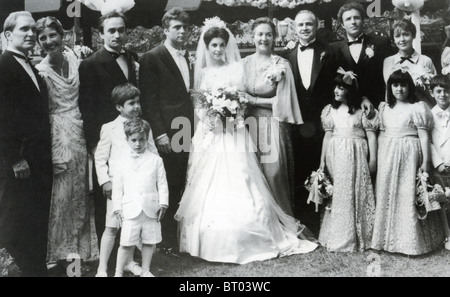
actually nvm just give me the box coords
[97,227,118,274]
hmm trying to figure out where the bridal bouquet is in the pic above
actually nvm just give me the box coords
[415,170,450,220]
[192,86,248,131]
[304,169,333,212]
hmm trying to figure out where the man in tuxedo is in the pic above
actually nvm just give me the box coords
[78,12,139,248]
[139,7,194,255]
[331,2,394,108]
[287,10,341,234]
[0,11,53,276]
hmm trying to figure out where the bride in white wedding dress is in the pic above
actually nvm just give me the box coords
[174,17,318,264]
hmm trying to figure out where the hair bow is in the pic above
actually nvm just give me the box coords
[337,67,357,86]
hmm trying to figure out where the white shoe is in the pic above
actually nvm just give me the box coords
[445,237,450,251]
[124,261,142,276]
[141,270,155,277]
[95,272,108,277]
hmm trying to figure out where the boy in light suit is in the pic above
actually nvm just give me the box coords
[113,118,168,277]
[95,83,158,276]
[429,75,450,250]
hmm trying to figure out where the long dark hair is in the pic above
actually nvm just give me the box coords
[386,69,417,108]
[331,74,361,114]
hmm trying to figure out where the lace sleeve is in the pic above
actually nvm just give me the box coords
[362,108,380,132]
[320,104,334,131]
[413,101,434,130]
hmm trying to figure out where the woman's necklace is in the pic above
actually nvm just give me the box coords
[48,56,67,77]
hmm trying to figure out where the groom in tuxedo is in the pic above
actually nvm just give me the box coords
[0,11,53,276]
[78,12,139,247]
[287,10,340,233]
[139,7,194,255]
[331,2,393,108]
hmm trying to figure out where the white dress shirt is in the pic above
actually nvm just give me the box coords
[164,40,190,91]
[297,39,315,90]
[8,47,40,91]
[347,34,364,63]
[104,45,129,80]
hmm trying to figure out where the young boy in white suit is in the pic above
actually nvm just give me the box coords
[113,118,168,277]
[429,75,450,250]
[94,83,158,276]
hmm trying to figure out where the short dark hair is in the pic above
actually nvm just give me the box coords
[162,7,190,29]
[331,74,361,114]
[124,118,150,138]
[386,69,417,108]
[392,19,416,39]
[98,12,127,33]
[252,17,277,37]
[337,2,365,25]
[203,27,230,46]
[429,74,450,92]
[36,16,64,40]
[112,83,140,106]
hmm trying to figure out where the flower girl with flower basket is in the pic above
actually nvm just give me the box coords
[311,69,378,252]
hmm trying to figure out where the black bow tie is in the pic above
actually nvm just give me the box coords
[299,44,313,52]
[10,51,32,64]
[109,51,126,60]
[400,56,414,64]
[347,38,363,46]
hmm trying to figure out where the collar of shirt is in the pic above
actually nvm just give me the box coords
[394,51,420,65]
[104,45,125,56]
[347,33,364,43]
[299,38,316,48]
[165,40,186,58]
[7,47,29,59]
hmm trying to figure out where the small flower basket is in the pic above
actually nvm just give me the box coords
[304,169,333,212]
[416,170,450,220]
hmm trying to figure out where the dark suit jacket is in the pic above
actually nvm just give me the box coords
[139,44,194,141]
[331,34,394,108]
[0,50,53,275]
[0,51,52,179]
[287,41,341,138]
[78,46,138,151]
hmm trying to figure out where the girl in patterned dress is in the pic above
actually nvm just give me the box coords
[371,69,444,255]
[318,70,378,252]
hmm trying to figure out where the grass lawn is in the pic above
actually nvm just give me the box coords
[70,244,449,278]
[44,199,450,277]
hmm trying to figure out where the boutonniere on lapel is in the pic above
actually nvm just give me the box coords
[188,53,196,71]
[365,44,375,59]
[320,51,327,63]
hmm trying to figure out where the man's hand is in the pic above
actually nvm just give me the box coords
[157,206,167,222]
[115,210,123,228]
[361,96,376,120]
[102,181,112,200]
[12,159,30,179]
[156,135,172,154]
